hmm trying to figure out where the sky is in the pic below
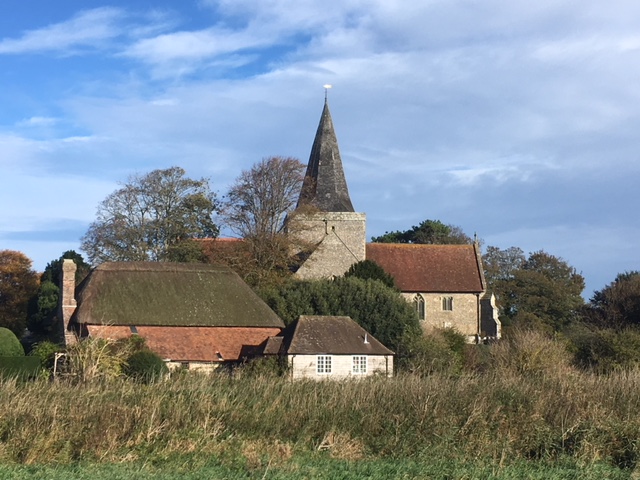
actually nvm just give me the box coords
[1,0,639,298]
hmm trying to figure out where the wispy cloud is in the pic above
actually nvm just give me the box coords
[0,7,125,55]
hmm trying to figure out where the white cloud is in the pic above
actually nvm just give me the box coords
[0,8,125,54]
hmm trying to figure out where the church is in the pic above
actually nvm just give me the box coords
[289,95,501,342]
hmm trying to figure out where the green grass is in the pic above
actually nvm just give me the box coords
[0,456,632,480]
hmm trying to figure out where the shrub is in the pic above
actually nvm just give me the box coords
[0,327,25,356]
[396,329,464,376]
[124,349,168,382]
[0,356,40,380]
[29,341,62,370]
[566,325,640,373]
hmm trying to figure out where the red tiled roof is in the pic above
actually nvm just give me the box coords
[86,325,282,362]
[366,243,485,293]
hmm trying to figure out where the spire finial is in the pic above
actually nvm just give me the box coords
[323,84,332,101]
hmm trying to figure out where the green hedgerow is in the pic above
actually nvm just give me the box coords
[0,327,24,356]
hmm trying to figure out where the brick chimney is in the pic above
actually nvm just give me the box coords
[59,259,78,346]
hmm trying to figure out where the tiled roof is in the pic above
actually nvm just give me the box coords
[73,262,284,328]
[86,325,282,362]
[366,243,485,293]
[286,315,393,355]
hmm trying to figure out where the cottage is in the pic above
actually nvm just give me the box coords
[59,260,284,371]
[265,315,394,379]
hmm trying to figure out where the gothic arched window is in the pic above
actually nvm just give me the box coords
[413,294,425,320]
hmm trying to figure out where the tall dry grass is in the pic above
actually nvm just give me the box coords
[1,331,639,469]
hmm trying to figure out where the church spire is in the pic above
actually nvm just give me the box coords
[297,96,355,212]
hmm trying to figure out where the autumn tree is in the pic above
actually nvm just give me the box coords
[81,167,218,264]
[221,157,306,286]
[0,250,39,336]
[372,219,473,245]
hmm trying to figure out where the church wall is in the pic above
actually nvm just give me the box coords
[401,292,480,339]
[292,212,366,280]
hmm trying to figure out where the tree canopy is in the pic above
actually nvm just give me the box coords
[493,250,585,332]
[0,250,39,336]
[219,157,307,287]
[344,260,396,289]
[259,277,420,351]
[371,219,473,245]
[81,167,218,264]
[223,156,305,239]
[582,271,640,329]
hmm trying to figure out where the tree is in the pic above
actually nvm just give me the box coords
[259,276,421,352]
[582,271,640,329]
[482,246,526,293]
[223,156,305,239]
[221,157,306,286]
[371,219,473,245]
[344,260,396,289]
[81,167,219,264]
[498,250,585,332]
[0,251,39,336]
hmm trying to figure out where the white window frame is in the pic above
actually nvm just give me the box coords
[442,296,454,311]
[352,355,367,375]
[317,355,332,374]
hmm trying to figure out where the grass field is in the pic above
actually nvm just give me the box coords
[0,456,632,480]
[2,332,640,478]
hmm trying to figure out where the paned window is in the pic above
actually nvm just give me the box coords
[352,355,367,374]
[442,296,453,311]
[317,355,332,374]
[413,294,425,320]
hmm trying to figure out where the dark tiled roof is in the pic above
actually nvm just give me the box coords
[286,315,393,355]
[86,325,282,362]
[297,99,355,212]
[366,243,485,293]
[73,262,284,328]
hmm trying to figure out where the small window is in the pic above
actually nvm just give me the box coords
[352,356,367,374]
[413,294,425,320]
[442,296,453,311]
[317,355,332,374]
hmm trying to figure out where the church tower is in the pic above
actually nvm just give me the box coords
[291,95,366,279]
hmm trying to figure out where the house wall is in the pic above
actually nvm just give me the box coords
[292,212,366,280]
[402,292,480,339]
[288,354,393,379]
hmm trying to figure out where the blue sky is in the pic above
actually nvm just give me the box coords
[1,0,639,297]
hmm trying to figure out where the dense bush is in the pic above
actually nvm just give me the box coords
[566,325,640,373]
[259,277,420,352]
[124,349,168,382]
[0,327,25,356]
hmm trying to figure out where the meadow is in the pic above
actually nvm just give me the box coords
[1,331,640,478]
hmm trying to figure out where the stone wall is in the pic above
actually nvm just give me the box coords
[402,292,480,339]
[292,212,366,280]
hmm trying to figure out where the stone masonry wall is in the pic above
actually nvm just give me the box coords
[292,212,366,280]
[59,259,78,346]
[402,292,480,339]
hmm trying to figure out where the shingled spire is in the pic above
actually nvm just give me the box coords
[297,98,355,212]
